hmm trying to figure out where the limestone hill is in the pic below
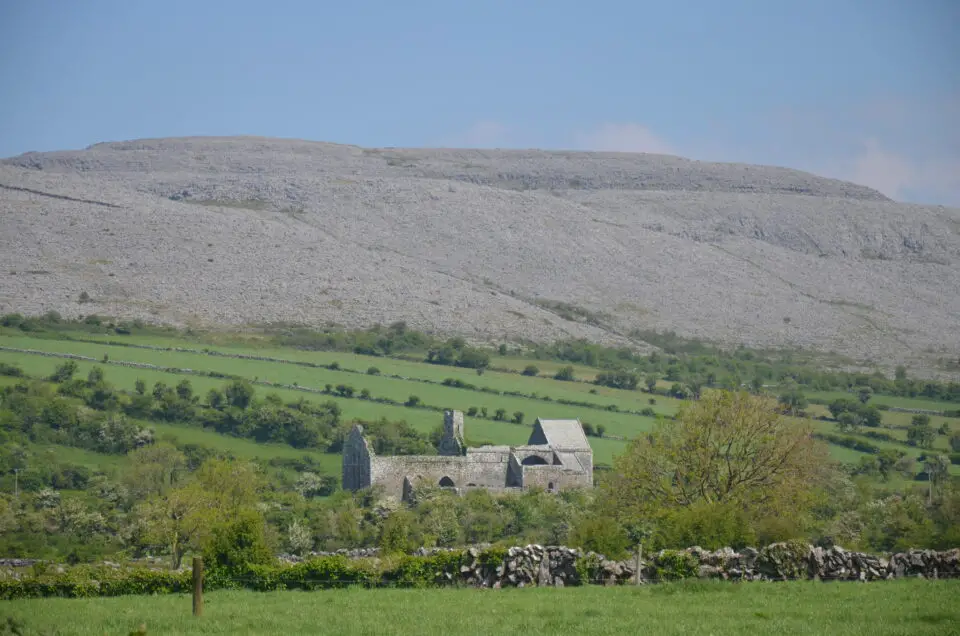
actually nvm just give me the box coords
[1,136,958,372]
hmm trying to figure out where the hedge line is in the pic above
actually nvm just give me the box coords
[0,552,500,600]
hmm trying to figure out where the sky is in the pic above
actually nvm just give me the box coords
[0,0,957,205]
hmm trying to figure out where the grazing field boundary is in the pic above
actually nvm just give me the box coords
[0,345,636,440]
[0,335,664,419]
[2,543,958,600]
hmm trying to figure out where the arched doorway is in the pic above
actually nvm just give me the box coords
[439,476,455,487]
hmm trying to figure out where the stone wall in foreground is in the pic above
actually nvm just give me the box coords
[278,542,960,587]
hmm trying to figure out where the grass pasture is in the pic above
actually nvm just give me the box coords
[0,580,957,635]
[0,339,637,464]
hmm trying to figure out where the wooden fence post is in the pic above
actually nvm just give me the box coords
[192,556,204,617]
[635,543,643,586]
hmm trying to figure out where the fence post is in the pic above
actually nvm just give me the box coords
[635,543,643,586]
[192,556,204,617]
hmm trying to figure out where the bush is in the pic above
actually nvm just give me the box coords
[652,550,698,581]
[0,363,24,377]
[203,509,275,573]
[366,367,380,375]
[521,365,539,377]
[568,516,630,560]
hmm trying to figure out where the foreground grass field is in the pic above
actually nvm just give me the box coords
[1,581,957,635]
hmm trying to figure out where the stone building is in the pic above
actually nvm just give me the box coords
[342,410,594,500]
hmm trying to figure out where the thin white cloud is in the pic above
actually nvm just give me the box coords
[574,122,674,154]
[437,121,510,149]
[845,138,915,199]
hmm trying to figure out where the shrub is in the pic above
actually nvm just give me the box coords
[366,366,380,375]
[521,365,539,377]
[652,550,698,581]
[203,509,275,573]
[0,363,24,377]
[405,395,421,407]
[554,366,575,381]
[512,411,524,424]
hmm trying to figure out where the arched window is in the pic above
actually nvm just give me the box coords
[439,476,455,487]
[521,455,549,466]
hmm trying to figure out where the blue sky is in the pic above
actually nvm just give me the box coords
[1,0,957,205]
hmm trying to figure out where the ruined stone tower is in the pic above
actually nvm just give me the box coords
[437,409,466,456]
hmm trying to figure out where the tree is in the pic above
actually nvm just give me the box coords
[596,424,606,438]
[923,455,951,505]
[48,361,78,383]
[554,366,575,381]
[778,389,808,416]
[836,411,862,433]
[645,376,657,393]
[134,379,147,395]
[894,365,908,382]
[512,411,524,425]
[494,408,507,421]
[203,508,274,571]
[137,459,262,568]
[602,390,829,538]
[907,414,936,448]
[124,443,187,500]
[175,379,194,402]
[950,434,960,453]
[856,386,873,404]
[522,365,540,377]
[876,449,903,482]
[224,380,255,409]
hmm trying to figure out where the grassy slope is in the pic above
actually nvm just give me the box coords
[1,581,957,636]
[808,390,959,413]
[15,330,955,470]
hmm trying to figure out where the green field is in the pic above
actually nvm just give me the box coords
[1,581,956,635]
[0,332,688,414]
[3,330,955,473]
[808,390,958,413]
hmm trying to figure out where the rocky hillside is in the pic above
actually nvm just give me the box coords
[1,136,958,371]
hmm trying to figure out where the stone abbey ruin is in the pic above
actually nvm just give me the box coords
[342,410,594,500]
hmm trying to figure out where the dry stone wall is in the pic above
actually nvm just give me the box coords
[275,543,960,587]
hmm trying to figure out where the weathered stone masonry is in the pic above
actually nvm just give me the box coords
[342,410,593,500]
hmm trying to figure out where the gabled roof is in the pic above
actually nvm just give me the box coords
[527,418,591,450]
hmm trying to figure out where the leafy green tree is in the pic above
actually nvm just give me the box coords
[837,411,861,433]
[521,365,539,377]
[86,366,105,386]
[134,379,147,395]
[950,434,960,453]
[856,386,873,404]
[645,376,657,392]
[778,389,808,416]
[554,366,575,381]
[907,414,936,448]
[48,361,78,383]
[203,508,274,571]
[876,449,903,481]
[602,390,830,542]
[512,411,524,425]
[596,424,606,438]
[175,379,194,402]
[225,380,255,409]
[494,408,507,421]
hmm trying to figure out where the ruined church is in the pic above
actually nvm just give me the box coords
[342,410,593,500]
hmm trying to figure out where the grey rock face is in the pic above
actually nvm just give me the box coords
[2,136,959,371]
